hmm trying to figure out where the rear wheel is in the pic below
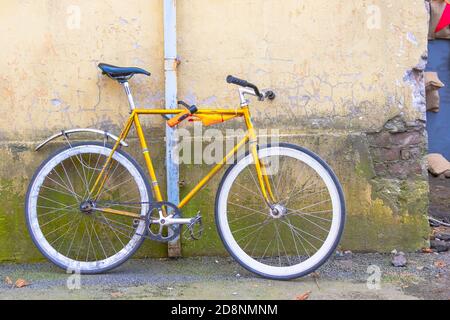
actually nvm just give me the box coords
[215,143,345,280]
[25,142,152,274]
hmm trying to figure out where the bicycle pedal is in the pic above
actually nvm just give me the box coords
[184,212,203,241]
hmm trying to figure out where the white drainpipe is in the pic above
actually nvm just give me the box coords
[164,0,181,257]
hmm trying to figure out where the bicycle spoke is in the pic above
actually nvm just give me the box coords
[289,211,332,223]
[38,194,76,209]
[66,216,84,257]
[99,214,137,232]
[46,173,80,202]
[275,156,287,192]
[50,215,80,247]
[261,237,274,260]
[86,153,104,192]
[283,186,328,207]
[99,176,135,198]
[249,224,266,257]
[284,216,304,261]
[37,203,79,217]
[228,202,268,218]
[96,160,122,199]
[68,152,90,198]
[267,167,281,202]
[274,222,290,265]
[280,219,325,244]
[76,222,88,261]
[40,184,77,199]
[285,216,311,258]
[275,225,281,266]
[234,181,264,200]
[97,214,128,246]
[99,222,119,255]
[83,218,93,262]
[40,211,73,228]
[45,219,75,238]
[236,219,272,244]
[280,178,319,206]
[59,160,81,201]
[293,213,331,233]
[246,167,267,203]
[232,218,272,234]
[288,199,332,215]
[228,210,262,225]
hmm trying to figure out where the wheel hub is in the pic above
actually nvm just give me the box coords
[80,200,95,215]
[270,204,287,219]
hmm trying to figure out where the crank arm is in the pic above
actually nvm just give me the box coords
[152,216,195,226]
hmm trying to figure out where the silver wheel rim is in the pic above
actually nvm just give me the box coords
[217,147,342,278]
[27,145,148,272]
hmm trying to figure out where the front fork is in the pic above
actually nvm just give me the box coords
[248,130,277,209]
[243,106,276,208]
[251,144,277,207]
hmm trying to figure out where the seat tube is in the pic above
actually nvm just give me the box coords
[122,81,136,112]
[133,113,164,202]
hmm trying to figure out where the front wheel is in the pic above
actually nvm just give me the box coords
[215,143,345,280]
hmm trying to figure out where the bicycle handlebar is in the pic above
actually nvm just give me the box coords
[226,75,276,101]
[226,75,251,88]
[227,75,263,98]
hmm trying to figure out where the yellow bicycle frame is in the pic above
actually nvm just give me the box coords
[90,106,276,219]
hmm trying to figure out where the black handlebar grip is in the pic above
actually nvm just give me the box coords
[226,75,249,88]
[265,91,276,101]
[227,75,263,98]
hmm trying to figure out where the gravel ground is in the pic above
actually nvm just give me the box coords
[0,252,449,300]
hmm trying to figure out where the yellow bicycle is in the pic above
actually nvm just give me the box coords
[25,63,345,280]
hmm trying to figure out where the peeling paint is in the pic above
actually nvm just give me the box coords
[51,99,62,107]
[407,32,419,46]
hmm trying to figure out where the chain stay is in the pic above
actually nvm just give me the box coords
[94,202,203,242]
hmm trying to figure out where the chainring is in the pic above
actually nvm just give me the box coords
[145,201,182,243]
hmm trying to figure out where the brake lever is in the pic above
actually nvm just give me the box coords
[178,100,193,109]
[167,101,198,128]
[161,101,195,122]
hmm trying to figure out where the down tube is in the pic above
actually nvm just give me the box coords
[178,134,250,209]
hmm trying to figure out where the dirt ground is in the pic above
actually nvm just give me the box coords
[0,252,449,300]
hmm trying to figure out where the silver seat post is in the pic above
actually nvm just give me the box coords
[122,81,136,112]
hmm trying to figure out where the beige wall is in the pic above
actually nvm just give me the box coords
[0,0,431,261]
[0,0,164,140]
[0,0,428,138]
[178,0,428,131]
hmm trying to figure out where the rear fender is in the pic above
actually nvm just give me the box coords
[35,128,128,151]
